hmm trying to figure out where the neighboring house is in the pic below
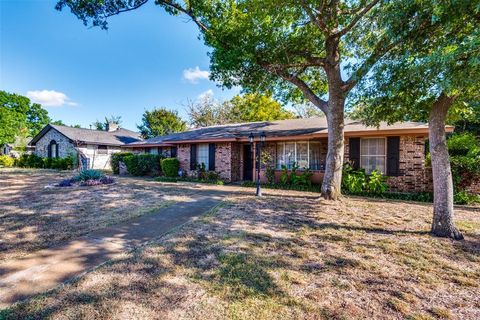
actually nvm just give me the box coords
[125,117,453,193]
[0,136,34,157]
[29,123,142,170]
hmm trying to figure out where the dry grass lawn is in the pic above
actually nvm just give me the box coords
[2,186,479,319]
[0,168,199,262]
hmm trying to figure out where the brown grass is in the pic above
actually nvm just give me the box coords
[2,184,479,319]
[0,168,198,262]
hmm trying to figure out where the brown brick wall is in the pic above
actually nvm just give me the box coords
[345,135,432,193]
[465,181,480,195]
[177,144,191,176]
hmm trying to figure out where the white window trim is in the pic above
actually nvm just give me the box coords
[360,137,387,174]
[276,141,318,170]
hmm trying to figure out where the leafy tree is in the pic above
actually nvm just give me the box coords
[51,120,66,126]
[225,93,295,123]
[186,94,228,128]
[56,0,458,200]
[26,103,50,137]
[137,107,187,139]
[92,115,122,131]
[0,91,29,145]
[351,1,478,239]
[1,90,52,144]
[187,93,295,127]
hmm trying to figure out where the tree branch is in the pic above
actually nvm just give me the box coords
[343,35,398,92]
[334,0,380,38]
[261,63,328,113]
[300,0,329,35]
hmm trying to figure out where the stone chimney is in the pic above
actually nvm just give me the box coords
[106,122,119,132]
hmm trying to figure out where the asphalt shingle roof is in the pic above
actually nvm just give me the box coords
[128,117,433,146]
[30,124,142,146]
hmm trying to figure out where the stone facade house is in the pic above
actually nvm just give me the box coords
[125,117,452,193]
[29,123,142,170]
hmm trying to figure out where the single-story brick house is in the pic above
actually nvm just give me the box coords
[29,123,142,170]
[125,117,452,193]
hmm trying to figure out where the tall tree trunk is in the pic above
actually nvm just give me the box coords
[321,97,345,200]
[429,93,463,240]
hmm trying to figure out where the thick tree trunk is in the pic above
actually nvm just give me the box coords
[321,94,345,200]
[429,94,463,240]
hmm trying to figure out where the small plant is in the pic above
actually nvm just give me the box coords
[0,155,14,167]
[81,179,104,186]
[454,190,480,205]
[298,167,313,186]
[280,165,289,185]
[161,158,180,177]
[367,170,389,195]
[265,166,275,184]
[341,163,367,194]
[100,176,115,184]
[75,169,105,181]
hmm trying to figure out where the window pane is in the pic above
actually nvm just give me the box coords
[360,138,386,174]
[276,143,284,169]
[309,141,321,170]
[197,144,209,169]
[296,142,308,168]
[285,142,295,169]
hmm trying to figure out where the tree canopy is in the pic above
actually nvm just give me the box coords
[187,93,296,128]
[137,107,187,139]
[0,90,52,145]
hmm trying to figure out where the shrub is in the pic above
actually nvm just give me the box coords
[367,170,388,195]
[74,169,105,181]
[123,154,161,176]
[341,164,367,194]
[0,155,14,167]
[100,176,115,185]
[161,158,180,177]
[111,152,133,174]
[265,166,275,184]
[16,154,44,168]
[341,164,388,195]
[454,190,480,205]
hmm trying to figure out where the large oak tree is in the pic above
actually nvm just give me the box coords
[56,0,455,199]
[351,1,479,239]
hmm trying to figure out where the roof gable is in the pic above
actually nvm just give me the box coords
[30,124,142,146]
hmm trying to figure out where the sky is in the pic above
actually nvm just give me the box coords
[0,0,238,131]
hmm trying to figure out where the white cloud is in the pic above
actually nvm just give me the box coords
[197,89,214,100]
[183,66,210,83]
[26,90,76,107]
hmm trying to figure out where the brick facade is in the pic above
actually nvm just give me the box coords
[344,135,433,193]
[174,135,447,193]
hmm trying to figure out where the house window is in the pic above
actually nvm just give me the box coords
[360,138,386,174]
[275,141,322,170]
[196,143,209,169]
[97,145,108,154]
[48,140,58,158]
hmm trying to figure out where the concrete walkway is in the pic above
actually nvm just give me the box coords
[0,191,226,308]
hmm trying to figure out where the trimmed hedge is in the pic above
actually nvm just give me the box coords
[110,152,133,174]
[123,154,162,176]
[0,155,14,167]
[15,154,76,170]
[161,158,180,177]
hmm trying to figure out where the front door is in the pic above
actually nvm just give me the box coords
[243,144,253,181]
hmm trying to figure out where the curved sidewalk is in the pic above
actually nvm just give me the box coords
[0,190,225,309]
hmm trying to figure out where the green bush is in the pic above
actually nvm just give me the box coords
[111,152,133,174]
[265,166,275,184]
[161,158,180,177]
[74,169,105,181]
[123,154,161,176]
[0,155,14,167]
[341,164,388,195]
[454,190,480,205]
[155,175,224,185]
[16,154,44,168]
[341,164,367,194]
